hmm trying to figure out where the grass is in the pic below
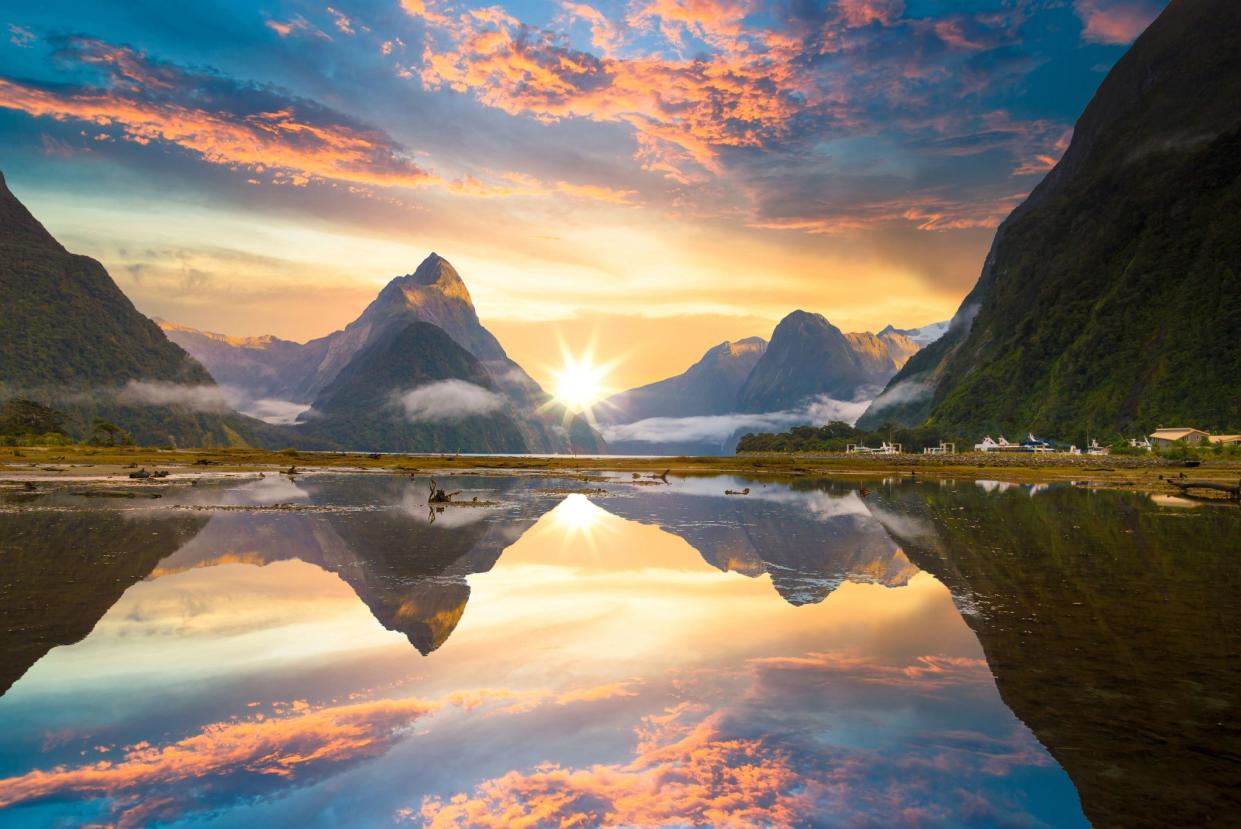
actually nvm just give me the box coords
[4,443,1240,492]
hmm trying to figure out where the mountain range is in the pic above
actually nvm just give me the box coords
[162,253,604,454]
[599,311,939,454]
[859,0,1241,438]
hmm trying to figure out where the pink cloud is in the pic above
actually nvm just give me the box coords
[415,714,817,828]
[1073,0,1161,44]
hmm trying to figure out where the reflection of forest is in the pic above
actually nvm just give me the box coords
[0,509,209,695]
[870,482,1241,829]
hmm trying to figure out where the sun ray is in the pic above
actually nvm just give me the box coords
[539,331,625,422]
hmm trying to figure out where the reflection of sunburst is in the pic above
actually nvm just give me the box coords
[549,494,615,555]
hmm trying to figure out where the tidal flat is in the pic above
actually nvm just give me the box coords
[0,471,1237,828]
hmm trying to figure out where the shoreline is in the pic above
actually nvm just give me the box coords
[2,445,1239,497]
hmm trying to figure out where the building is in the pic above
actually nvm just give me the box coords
[1149,427,1210,447]
[1209,434,1241,446]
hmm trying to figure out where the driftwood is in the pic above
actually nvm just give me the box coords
[1169,479,1241,499]
[428,478,462,504]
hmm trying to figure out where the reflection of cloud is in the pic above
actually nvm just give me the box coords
[415,713,810,828]
[602,395,870,445]
[0,697,440,824]
[751,652,989,689]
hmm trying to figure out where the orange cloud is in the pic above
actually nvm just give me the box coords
[0,697,439,823]
[415,714,816,828]
[749,193,1022,235]
[750,652,990,688]
[0,75,433,190]
[0,38,639,208]
[413,1,824,180]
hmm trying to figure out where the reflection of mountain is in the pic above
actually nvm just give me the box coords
[0,509,208,696]
[868,483,1241,829]
[153,476,556,654]
[604,480,918,605]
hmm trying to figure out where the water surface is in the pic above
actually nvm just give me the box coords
[0,473,1236,827]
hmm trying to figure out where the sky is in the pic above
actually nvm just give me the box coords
[0,0,1165,390]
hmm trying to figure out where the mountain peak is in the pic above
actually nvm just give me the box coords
[385,252,473,305]
[0,170,65,252]
[775,309,836,334]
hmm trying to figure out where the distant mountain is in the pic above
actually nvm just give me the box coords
[0,171,288,447]
[859,0,1241,437]
[298,321,530,453]
[600,337,767,423]
[737,311,914,412]
[164,254,604,453]
[157,321,322,407]
[878,321,949,348]
[598,313,920,455]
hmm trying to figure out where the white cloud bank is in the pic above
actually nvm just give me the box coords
[238,398,311,425]
[398,380,505,422]
[116,381,231,411]
[116,381,310,425]
[601,395,871,445]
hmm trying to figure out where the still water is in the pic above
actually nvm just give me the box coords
[0,474,1237,828]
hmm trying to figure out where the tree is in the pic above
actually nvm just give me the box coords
[0,399,66,437]
[89,419,133,447]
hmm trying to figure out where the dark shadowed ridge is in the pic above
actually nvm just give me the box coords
[600,336,768,423]
[858,0,1241,435]
[737,311,906,412]
[0,171,294,447]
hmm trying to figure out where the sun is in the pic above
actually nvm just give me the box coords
[553,356,607,412]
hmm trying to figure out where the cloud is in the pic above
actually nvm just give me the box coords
[407,0,1070,236]
[862,375,934,416]
[1073,0,1162,44]
[601,395,871,445]
[398,380,506,422]
[0,697,440,824]
[414,713,812,828]
[8,24,35,47]
[750,652,990,689]
[238,398,311,425]
[0,37,434,191]
[115,380,232,412]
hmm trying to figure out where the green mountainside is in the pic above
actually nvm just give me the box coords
[0,171,294,447]
[858,0,1241,441]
